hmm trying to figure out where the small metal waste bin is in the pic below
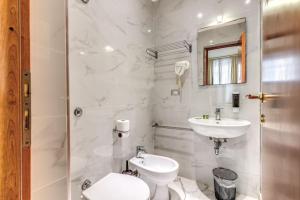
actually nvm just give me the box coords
[213,167,238,200]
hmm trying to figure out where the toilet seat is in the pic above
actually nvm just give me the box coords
[82,173,150,200]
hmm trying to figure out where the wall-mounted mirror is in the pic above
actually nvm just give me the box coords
[198,18,247,86]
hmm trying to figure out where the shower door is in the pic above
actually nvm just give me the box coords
[261,0,300,199]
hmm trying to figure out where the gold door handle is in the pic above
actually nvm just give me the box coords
[246,93,281,103]
[246,93,264,101]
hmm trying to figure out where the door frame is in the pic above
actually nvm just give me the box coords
[21,0,31,200]
[0,0,30,200]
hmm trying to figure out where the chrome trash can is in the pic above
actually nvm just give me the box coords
[213,167,238,200]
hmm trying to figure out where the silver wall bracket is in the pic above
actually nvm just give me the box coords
[81,179,92,191]
[74,107,83,118]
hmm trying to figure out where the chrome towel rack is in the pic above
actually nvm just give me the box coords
[146,40,192,59]
[152,123,193,132]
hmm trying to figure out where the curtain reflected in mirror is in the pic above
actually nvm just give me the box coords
[207,48,242,85]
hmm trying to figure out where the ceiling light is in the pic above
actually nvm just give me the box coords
[147,29,152,33]
[79,51,85,55]
[217,15,223,23]
[245,0,251,4]
[104,46,114,52]
[210,40,214,44]
[197,13,203,19]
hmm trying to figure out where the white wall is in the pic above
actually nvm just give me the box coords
[68,0,155,199]
[153,0,261,197]
[31,0,68,199]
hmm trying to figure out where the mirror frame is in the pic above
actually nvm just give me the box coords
[203,33,246,85]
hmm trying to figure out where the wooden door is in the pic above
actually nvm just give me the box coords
[0,0,30,200]
[261,0,300,199]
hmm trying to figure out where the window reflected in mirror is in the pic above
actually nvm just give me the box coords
[198,18,247,86]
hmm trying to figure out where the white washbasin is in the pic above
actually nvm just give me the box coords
[188,117,251,139]
[129,154,179,186]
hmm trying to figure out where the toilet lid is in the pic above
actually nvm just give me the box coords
[82,173,150,200]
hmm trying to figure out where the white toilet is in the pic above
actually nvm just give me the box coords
[82,173,150,200]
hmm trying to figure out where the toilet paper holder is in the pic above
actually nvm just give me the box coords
[113,128,129,138]
[113,119,130,138]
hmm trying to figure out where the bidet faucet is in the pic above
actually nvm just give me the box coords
[136,146,147,158]
[215,108,223,120]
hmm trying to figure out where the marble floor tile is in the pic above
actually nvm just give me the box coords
[169,177,258,200]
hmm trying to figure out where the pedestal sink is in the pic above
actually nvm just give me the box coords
[188,117,251,138]
[188,117,251,154]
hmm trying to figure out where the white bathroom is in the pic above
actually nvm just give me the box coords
[22,0,299,200]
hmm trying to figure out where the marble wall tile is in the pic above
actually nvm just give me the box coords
[31,116,67,190]
[68,0,155,199]
[153,0,261,198]
[32,178,68,200]
[68,0,261,199]
[31,0,67,199]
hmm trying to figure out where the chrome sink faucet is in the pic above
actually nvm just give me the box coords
[136,146,147,159]
[215,108,223,120]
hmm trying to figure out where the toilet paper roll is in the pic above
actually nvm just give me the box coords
[116,119,130,132]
